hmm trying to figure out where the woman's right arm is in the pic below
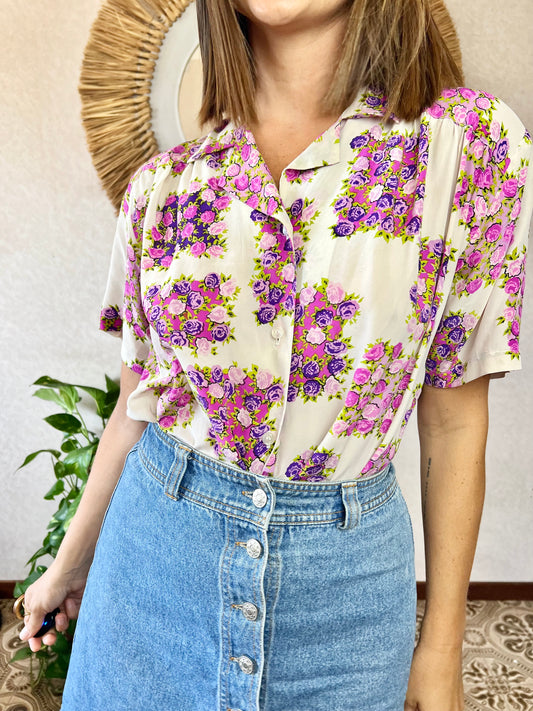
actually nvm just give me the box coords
[20,363,147,651]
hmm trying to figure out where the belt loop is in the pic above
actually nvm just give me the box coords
[338,483,361,530]
[164,445,191,500]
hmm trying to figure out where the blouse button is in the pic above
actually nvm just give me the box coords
[262,431,275,446]
[271,325,283,344]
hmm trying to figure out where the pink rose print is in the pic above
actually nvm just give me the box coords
[144,187,231,267]
[496,246,527,359]
[333,340,415,439]
[289,278,362,403]
[283,447,340,482]
[143,272,240,355]
[185,363,283,471]
[249,197,320,324]
[331,123,429,242]
[425,310,480,387]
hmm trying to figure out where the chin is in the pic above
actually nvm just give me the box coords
[234,0,348,28]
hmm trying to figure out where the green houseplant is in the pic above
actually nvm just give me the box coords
[11,375,119,688]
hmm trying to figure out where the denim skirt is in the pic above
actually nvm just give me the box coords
[61,423,417,711]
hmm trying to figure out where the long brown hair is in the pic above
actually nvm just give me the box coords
[197,0,464,126]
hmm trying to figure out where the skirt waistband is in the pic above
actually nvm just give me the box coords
[136,424,398,530]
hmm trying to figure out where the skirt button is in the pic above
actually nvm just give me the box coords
[252,489,268,508]
[246,539,263,559]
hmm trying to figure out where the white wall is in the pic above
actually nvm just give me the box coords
[1,0,532,581]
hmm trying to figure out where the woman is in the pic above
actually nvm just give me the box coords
[19,1,532,709]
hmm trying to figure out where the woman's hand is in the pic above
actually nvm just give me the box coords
[404,640,464,711]
[18,562,89,652]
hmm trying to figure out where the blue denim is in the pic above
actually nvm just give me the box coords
[61,423,417,711]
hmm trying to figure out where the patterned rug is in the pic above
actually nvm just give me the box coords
[1,599,532,710]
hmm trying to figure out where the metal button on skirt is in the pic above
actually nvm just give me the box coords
[61,423,417,711]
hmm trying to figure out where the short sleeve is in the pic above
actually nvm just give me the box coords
[425,102,533,388]
[99,169,153,375]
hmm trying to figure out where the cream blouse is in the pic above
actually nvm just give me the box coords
[100,87,532,482]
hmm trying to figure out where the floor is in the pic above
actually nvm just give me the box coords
[1,599,532,710]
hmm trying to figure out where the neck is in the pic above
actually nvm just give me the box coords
[247,13,348,127]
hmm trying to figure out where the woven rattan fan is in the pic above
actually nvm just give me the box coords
[79,0,462,214]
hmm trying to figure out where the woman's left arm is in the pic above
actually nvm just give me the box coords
[405,375,490,711]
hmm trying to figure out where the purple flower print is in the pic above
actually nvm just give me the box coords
[380,216,395,233]
[209,418,225,434]
[393,200,408,216]
[183,319,203,335]
[287,384,298,402]
[204,273,220,290]
[349,172,368,187]
[347,206,366,221]
[155,320,166,338]
[187,292,204,309]
[290,199,304,217]
[350,135,369,149]
[285,462,303,479]
[146,285,159,298]
[387,135,402,148]
[409,285,418,304]
[436,343,451,359]
[268,287,284,304]
[420,305,431,324]
[401,165,416,180]
[262,251,278,268]
[251,423,269,438]
[315,309,334,328]
[223,380,234,398]
[253,442,268,458]
[302,361,321,379]
[244,394,262,411]
[303,380,321,398]
[250,210,264,222]
[449,326,466,344]
[443,315,462,329]
[311,452,329,464]
[267,383,284,402]
[494,138,510,164]
[334,221,355,237]
[188,369,208,388]
[337,301,358,320]
[325,340,347,355]
[373,150,385,163]
[290,353,303,373]
[327,358,346,376]
[335,196,351,210]
[170,332,187,347]
[406,217,421,235]
[385,175,399,190]
[366,94,383,108]
[375,161,391,177]
[294,304,304,322]
[376,194,394,210]
[404,137,418,152]
[284,294,295,312]
[365,212,380,227]
[258,305,276,324]
[252,279,268,295]
[211,365,223,382]
[174,280,191,295]
[212,324,230,341]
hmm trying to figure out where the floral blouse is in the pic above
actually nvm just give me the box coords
[100,87,532,482]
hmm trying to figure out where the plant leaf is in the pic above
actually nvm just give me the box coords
[58,385,81,413]
[33,388,68,409]
[44,480,65,500]
[105,375,120,393]
[63,443,97,473]
[17,449,61,470]
[61,439,77,453]
[44,414,82,434]
[10,647,34,663]
[33,376,71,388]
